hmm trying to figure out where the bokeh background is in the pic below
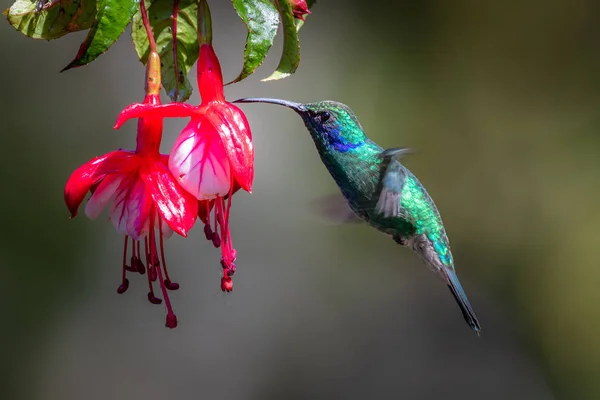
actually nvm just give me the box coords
[2,1,600,399]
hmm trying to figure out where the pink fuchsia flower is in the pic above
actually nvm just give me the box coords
[65,52,197,328]
[114,43,253,291]
[290,0,311,21]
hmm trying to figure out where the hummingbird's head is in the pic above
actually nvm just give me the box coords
[234,98,367,152]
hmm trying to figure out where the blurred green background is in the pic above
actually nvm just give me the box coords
[2,1,599,399]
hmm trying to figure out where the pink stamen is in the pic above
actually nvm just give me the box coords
[204,223,213,240]
[126,237,135,272]
[150,209,177,328]
[117,236,130,294]
[126,236,138,273]
[212,201,221,247]
[216,197,227,253]
[158,218,179,290]
[212,232,221,248]
[145,232,162,305]
[214,194,237,287]
[134,240,146,274]
[216,197,235,264]
[203,201,216,241]
[224,193,235,260]
[144,237,149,264]
[145,236,157,282]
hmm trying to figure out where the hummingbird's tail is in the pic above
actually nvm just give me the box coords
[443,268,482,335]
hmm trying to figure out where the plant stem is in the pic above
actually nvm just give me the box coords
[172,0,180,100]
[140,0,157,54]
[197,0,212,45]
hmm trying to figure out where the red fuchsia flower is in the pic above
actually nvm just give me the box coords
[114,22,254,292]
[290,0,311,21]
[64,52,198,328]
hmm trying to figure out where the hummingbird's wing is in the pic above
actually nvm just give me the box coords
[309,193,361,225]
[375,147,413,218]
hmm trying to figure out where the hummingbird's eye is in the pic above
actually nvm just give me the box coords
[320,111,331,122]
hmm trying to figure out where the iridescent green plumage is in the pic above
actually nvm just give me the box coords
[236,98,481,334]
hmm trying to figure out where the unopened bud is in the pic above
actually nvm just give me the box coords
[290,0,311,21]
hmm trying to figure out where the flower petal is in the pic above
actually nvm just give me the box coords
[84,174,124,220]
[113,103,197,130]
[168,119,231,200]
[161,217,174,239]
[140,159,198,237]
[205,103,254,192]
[110,174,153,240]
[64,152,115,218]
[95,150,138,176]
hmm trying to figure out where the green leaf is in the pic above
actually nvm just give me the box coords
[62,0,140,71]
[295,0,316,32]
[262,0,299,82]
[229,0,279,84]
[132,0,199,102]
[3,0,96,40]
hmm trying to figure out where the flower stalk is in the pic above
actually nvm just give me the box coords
[140,0,157,54]
[172,0,180,99]
[197,0,212,46]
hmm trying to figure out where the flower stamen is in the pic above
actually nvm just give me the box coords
[149,208,177,328]
[126,237,139,273]
[145,237,158,282]
[202,200,214,240]
[212,201,221,248]
[117,236,130,294]
[133,240,146,274]
[146,232,162,304]
[159,218,179,290]
[213,191,237,292]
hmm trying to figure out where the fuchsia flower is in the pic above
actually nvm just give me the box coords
[65,52,197,328]
[114,42,254,291]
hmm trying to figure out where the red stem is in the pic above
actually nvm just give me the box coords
[140,0,157,54]
[172,0,180,100]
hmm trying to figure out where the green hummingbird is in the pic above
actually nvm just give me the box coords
[235,98,482,334]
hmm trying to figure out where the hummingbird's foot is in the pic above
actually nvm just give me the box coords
[393,235,411,247]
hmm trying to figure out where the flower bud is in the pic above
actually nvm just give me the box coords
[291,0,311,21]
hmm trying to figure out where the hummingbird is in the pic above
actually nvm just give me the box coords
[235,98,482,334]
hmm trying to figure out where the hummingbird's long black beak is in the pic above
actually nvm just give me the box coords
[233,98,308,114]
